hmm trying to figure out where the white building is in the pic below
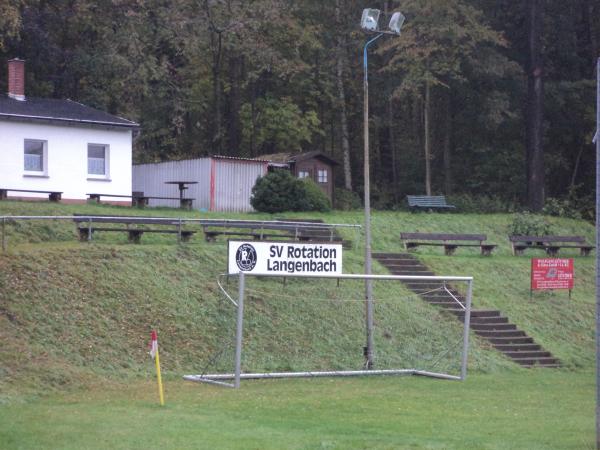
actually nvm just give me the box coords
[0,59,138,203]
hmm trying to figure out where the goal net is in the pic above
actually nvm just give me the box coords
[184,272,472,388]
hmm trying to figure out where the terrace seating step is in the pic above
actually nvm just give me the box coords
[492,343,542,352]
[371,252,560,369]
[470,323,517,331]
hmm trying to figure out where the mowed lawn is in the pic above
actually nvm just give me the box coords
[0,370,593,450]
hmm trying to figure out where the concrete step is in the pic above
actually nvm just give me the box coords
[474,329,526,338]
[486,336,534,344]
[468,316,509,324]
[427,301,462,309]
[493,343,542,352]
[470,323,517,331]
[448,309,502,318]
[503,351,552,358]
[512,357,561,366]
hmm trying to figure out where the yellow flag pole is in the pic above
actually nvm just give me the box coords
[151,330,165,406]
[155,346,165,406]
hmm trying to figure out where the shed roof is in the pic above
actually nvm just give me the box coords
[0,94,139,129]
[258,151,339,166]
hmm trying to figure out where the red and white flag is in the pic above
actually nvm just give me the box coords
[149,330,158,359]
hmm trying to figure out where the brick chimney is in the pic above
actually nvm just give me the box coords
[8,58,26,101]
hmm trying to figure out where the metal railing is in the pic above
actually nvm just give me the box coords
[0,215,362,251]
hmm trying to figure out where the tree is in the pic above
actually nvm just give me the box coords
[526,0,545,211]
[382,0,506,195]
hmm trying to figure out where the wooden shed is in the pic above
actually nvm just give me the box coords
[260,151,338,202]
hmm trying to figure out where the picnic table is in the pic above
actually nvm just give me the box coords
[87,193,195,210]
[400,232,497,256]
[509,235,593,256]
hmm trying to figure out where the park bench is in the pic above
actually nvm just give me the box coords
[0,188,62,202]
[400,232,497,256]
[87,193,194,210]
[202,221,298,242]
[201,219,351,248]
[73,214,196,243]
[509,235,593,256]
[406,195,455,211]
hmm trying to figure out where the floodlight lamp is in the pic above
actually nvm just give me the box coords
[361,8,380,32]
[388,12,405,35]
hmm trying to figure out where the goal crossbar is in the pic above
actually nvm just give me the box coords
[185,272,473,388]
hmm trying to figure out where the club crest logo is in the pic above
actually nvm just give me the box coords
[235,243,257,271]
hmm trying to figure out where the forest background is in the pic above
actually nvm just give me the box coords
[0,0,598,215]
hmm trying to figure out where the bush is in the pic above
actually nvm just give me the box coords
[296,178,332,212]
[508,212,554,236]
[334,188,362,211]
[250,170,331,213]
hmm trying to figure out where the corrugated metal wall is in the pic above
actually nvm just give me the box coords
[132,159,211,209]
[213,158,267,212]
[132,157,266,212]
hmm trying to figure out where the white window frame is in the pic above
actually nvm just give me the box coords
[298,170,310,179]
[23,139,48,177]
[317,169,328,183]
[87,143,110,180]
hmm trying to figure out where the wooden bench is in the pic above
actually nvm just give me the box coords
[0,188,63,202]
[87,193,194,209]
[509,235,593,256]
[400,232,497,256]
[77,227,195,243]
[407,195,455,211]
[73,215,196,243]
[201,219,351,247]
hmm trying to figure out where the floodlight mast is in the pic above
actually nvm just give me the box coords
[361,8,404,370]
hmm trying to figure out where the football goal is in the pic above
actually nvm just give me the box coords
[184,272,473,389]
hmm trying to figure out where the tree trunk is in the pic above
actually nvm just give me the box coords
[211,32,223,154]
[388,94,399,202]
[442,88,452,195]
[569,143,585,191]
[335,0,352,191]
[424,81,432,196]
[227,53,243,156]
[526,0,545,211]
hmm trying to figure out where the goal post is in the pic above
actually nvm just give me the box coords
[184,271,473,389]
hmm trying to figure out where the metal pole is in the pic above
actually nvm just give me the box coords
[595,56,600,450]
[1,217,6,252]
[234,272,245,389]
[363,33,383,370]
[461,279,473,381]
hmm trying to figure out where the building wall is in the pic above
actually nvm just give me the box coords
[132,159,211,209]
[0,120,133,200]
[294,157,334,201]
[133,157,266,212]
[212,158,267,212]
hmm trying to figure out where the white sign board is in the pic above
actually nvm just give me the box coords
[228,241,343,276]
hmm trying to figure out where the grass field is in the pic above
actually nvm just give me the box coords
[0,371,593,449]
[0,201,596,448]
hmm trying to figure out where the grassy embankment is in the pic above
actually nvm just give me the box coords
[0,201,595,400]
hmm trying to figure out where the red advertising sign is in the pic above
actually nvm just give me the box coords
[531,258,574,290]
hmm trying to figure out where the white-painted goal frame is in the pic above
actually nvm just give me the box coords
[184,272,473,388]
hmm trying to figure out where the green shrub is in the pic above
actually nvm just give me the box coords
[508,212,554,236]
[334,188,362,211]
[250,170,331,213]
[296,178,332,212]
